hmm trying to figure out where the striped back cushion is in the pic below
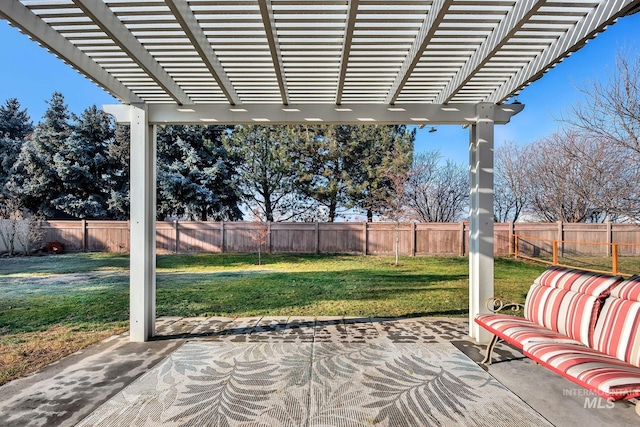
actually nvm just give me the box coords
[524,285,595,345]
[534,266,622,295]
[593,276,640,367]
[610,276,640,301]
[525,267,623,346]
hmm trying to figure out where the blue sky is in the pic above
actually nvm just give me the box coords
[1,12,639,163]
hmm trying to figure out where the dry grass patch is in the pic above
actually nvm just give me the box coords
[0,324,127,386]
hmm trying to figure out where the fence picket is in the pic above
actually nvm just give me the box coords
[23,220,640,257]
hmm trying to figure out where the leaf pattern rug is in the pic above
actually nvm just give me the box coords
[77,341,551,426]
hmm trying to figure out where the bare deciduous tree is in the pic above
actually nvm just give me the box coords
[494,141,529,222]
[380,169,412,266]
[565,49,640,159]
[248,208,271,265]
[559,48,640,221]
[523,129,632,223]
[0,187,44,256]
[406,151,468,223]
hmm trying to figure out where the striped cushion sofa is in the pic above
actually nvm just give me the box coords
[475,267,640,414]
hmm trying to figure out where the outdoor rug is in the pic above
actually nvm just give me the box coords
[77,341,552,426]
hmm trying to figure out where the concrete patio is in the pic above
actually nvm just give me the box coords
[0,316,636,426]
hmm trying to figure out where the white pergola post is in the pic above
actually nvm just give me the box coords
[129,104,157,342]
[468,103,495,343]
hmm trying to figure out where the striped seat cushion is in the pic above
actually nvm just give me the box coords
[592,276,640,368]
[524,268,623,346]
[524,342,640,400]
[475,314,583,349]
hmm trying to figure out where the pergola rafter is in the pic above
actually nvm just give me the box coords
[164,0,240,105]
[257,0,289,105]
[434,0,545,104]
[335,0,358,105]
[0,0,141,104]
[384,0,453,105]
[488,0,636,103]
[71,0,192,105]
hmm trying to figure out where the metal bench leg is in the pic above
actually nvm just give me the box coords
[480,334,499,365]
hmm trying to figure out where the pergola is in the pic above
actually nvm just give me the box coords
[2,0,638,343]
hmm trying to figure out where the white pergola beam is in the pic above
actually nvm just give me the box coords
[335,0,359,104]
[72,0,191,105]
[257,0,289,105]
[146,102,524,125]
[384,0,454,104]
[164,0,240,106]
[488,0,636,103]
[469,103,495,343]
[103,104,157,343]
[434,0,545,104]
[0,0,141,104]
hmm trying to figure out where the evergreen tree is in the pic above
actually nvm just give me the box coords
[50,105,115,218]
[295,125,361,221]
[0,98,33,198]
[157,125,241,221]
[347,125,415,221]
[224,125,310,221]
[104,124,130,219]
[0,98,33,140]
[12,92,72,216]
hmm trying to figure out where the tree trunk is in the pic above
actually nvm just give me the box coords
[264,192,274,222]
[395,223,399,266]
[328,199,337,222]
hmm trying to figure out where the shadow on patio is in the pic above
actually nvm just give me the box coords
[0,316,636,426]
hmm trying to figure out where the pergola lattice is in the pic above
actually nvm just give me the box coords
[2,0,638,342]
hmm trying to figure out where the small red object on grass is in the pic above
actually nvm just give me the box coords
[45,241,64,254]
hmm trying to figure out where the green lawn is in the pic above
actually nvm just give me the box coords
[0,253,546,385]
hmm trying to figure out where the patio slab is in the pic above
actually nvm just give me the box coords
[0,316,636,426]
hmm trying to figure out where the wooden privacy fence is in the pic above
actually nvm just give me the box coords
[39,220,640,257]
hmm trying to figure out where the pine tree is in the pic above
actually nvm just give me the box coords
[0,98,33,198]
[294,125,361,221]
[0,98,33,140]
[12,92,72,216]
[347,125,415,221]
[104,124,130,219]
[157,125,241,221]
[224,125,309,222]
[50,105,115,218]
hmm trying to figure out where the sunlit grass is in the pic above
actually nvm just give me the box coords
[0,252,547,385]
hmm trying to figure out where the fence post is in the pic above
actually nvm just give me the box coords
[607,221,613,256]
[508,221,514,255]
[82,219,87,252]
[315,222,319,254]
[362,221,367,255]
[514,234,519,259]
[612,244,619,275]
[411,222,416,256]
[221,221,225,253]
[267,221,272,254]
[459,221,465,256]
[557,221,564,257]
[552,240,559,265]
[174,220,180,254]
